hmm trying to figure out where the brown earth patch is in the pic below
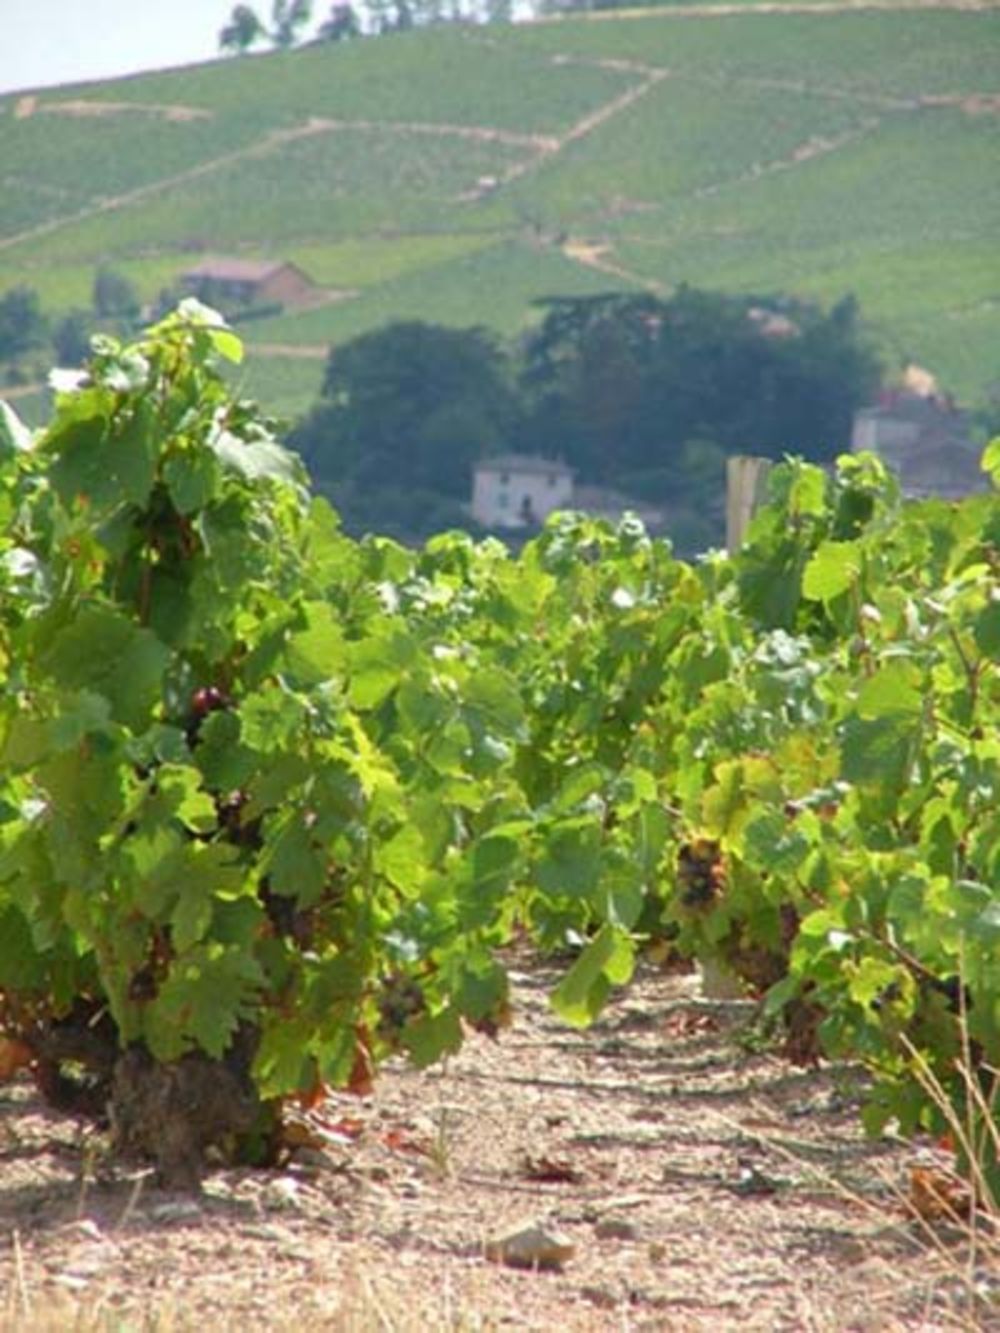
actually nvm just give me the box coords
[32,100,211,122]
[0,954,996,1330]
[920,92,1000,114]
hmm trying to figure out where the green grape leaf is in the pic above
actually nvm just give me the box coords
[163,447,220,515]
[171,881,216,953]
[550,926,634,1027]
[742,809,812,875]
[0,905,47,989]
[856,662,923,718]
[210,430,301,485]
[206,326,244,365]
[194,711,257,791]
[283,601,346,684]
[840,715,915,793]
[550,762,607,815]
[974,601,1000,658]
[374,824,428,893]
[239,688,306,752]
[144,943,265,1060]
[38,605,168,731]
[48,402,157,513]
[595,858,645,931]
[847,957,907,1010]
[453,957,508,1023]
[262,814,326,906]
[802,540,862,603]
[463,667,527,742]
[401,1006,463,1068]
[254,1014,315,1097]
[534,821,602,898]
[702,761,747,840]
[156,764,217,834]
[347,628,416,710]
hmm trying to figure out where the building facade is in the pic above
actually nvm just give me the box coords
[851,388,986,499]
[180,258,315,309]
[471,455,575,528]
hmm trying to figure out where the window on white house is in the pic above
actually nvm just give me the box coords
[547,474,557,486]
[497,492,509,508]
[499,472,509,485]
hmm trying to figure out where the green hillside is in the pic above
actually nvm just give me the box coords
[1,4,998,416]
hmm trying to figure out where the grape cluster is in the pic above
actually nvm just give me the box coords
[676,839,724,909]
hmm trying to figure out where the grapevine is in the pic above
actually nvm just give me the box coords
[0,307,997,1195]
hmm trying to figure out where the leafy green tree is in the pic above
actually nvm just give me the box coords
[483,0,514,21]
[290,321,520,523]
[93,267,141,324]
[317,2,361,39]
[52,310,93,366]
[521,287,880,477]
[365,0,415,31]
[220,1,311,52]
[219,4,265,52]
[271,0,313,48]
[0,286,47,362]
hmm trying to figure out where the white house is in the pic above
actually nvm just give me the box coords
[471,454,575,529]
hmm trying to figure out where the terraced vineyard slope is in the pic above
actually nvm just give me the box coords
[1,0,998,417]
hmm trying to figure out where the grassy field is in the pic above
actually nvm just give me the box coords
[248,238,625,344]
[234,352,327,422]
[514,9,1000,99]
[1,4,997,417]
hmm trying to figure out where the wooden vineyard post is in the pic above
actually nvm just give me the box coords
[695,456,776,1003]
[726,455,773,553]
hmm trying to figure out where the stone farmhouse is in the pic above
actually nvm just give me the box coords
[851,382,987,500]
[180,258,316,309]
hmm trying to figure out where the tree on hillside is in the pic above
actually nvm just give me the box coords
[520,287,880,478]
[271,0,314,48]
[483,0,514,22]
[219,4,266,52]
[93,267,141,324]
[317,2,362,40]
[289,321,520,522]
[219,1,312,53]
[0,286,47,363]
[52,310,93,366]
[365,0,416,32]
[520,292,667,480]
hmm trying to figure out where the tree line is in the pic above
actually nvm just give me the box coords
[288,286,882,551]
[0,268,146,383]
[218,0,626,52]
[0,266,279,388]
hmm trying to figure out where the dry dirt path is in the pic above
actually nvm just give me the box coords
[0,954,994,1331]
[561,239,670,293]
[0,382,45,402]
[248,342,332,359]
